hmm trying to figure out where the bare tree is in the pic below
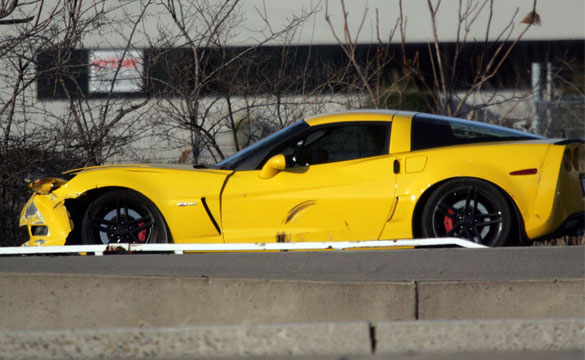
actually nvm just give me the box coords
[54,1,153,165]
[0,1,89,244]
[0,0,155,243]
[325,0,541,122]
[539,58,585,138]
[143,0,318,165]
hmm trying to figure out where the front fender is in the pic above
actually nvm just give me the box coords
[21,166,232,245]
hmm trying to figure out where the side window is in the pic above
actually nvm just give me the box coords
[278,123,389,167]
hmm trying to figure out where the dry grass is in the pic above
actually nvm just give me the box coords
[532,235,585,246]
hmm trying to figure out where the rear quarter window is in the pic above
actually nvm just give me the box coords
[411,114,542,151]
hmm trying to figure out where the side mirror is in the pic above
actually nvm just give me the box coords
[259,154,286,179]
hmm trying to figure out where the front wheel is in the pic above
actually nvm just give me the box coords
[421,179,512,247]
[81,189,169,245]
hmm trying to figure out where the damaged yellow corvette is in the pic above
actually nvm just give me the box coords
[20,110,585,247]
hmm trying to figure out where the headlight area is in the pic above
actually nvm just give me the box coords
[19,194,73,247]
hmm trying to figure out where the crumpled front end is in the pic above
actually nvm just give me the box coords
[19,193,73,247]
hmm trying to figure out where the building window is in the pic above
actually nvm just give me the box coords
[143,48,195,96]
[36,49,88,99]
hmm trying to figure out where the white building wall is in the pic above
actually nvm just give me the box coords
[6,0,583,48]
[0,0,583,164]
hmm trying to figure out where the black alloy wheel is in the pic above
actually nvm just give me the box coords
[421,179,512,247]
[81,189,169,245]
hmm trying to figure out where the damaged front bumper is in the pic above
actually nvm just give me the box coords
[19,194,73,247]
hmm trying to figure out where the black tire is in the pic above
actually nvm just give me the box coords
[81,189,169,245]
[421,179,512,247]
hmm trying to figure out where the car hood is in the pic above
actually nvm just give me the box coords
[52,163,233,201]
[64,163,211,175]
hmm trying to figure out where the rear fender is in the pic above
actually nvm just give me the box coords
[380,143,551,240]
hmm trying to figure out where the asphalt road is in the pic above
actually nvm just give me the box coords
[1,246,583,281]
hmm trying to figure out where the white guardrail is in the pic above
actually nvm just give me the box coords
[0,238,485,256]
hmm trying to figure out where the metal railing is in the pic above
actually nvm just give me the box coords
[0,238,485,256]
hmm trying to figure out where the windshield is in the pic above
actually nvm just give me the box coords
[215,121,309,170]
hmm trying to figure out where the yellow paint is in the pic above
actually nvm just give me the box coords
[405,156,427,173]
[259,154,286,179]
[22,166,231,246]
[19,110,584,247]
[525,143,585,238]
[379,140,585,240]
[305,111,394,126]
[20,195,71,246]
[221,155,397,243]
[388,114,412,154]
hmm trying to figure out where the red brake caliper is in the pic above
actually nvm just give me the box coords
[443,209,454,233]
[137,222,147,242]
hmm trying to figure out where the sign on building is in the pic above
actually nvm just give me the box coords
[89,50,143,93]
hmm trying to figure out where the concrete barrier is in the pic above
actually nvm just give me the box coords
[2,273,584,330]
[0,322,373,360]
[0,273,415,330]
[0,319,582,360]
[417,279,585,320]
[1,271,584,359]
[1,273,583,330]
[375,318,585,353]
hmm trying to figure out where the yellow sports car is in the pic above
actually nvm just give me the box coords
[20,110,584,247]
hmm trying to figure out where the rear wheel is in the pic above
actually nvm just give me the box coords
[81,189,169,244]
[421,179,512,247]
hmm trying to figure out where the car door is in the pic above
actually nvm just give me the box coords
[220,122,397,243]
